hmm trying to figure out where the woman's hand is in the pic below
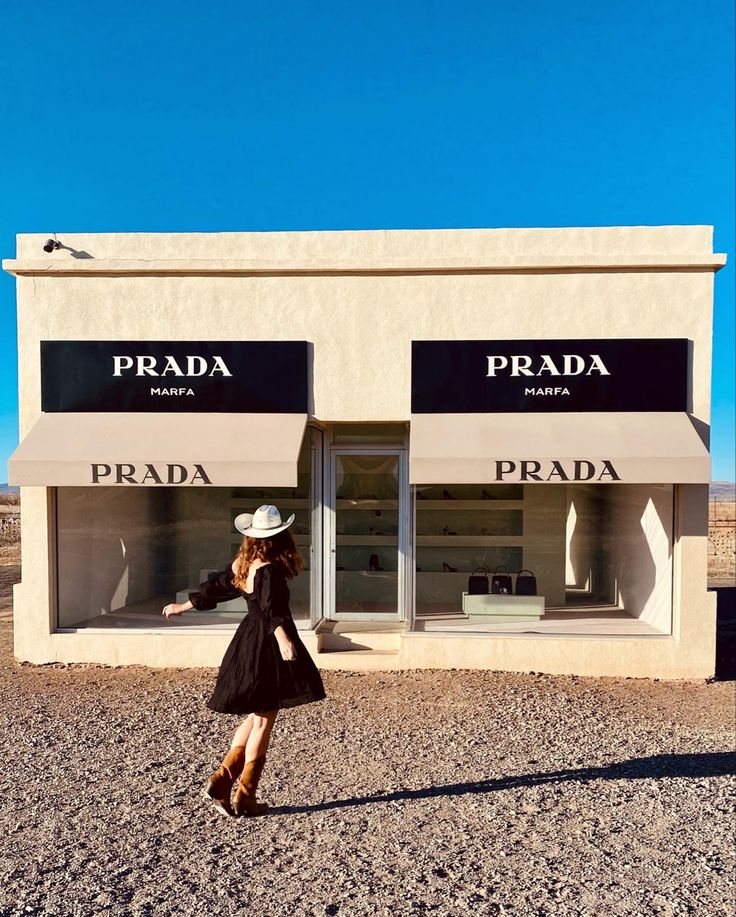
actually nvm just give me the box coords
[277,637,297,662]
[162,601,192,619]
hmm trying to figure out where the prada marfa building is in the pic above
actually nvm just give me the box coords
[3,226,726,678]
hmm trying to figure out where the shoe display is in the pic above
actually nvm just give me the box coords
[414,483,524,594]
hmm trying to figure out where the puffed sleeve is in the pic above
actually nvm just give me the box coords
[258,564,293,636]
[188,565,241,611]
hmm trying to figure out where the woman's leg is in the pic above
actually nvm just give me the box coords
[204,715,255,816]
[230,712,255,749]
[244,709,278,761]
[233,709,278,816]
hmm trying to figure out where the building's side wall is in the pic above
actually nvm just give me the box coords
[10,228,718,677]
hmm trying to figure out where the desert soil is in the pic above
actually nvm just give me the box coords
[708,500,736,586]
[0,539,734,917]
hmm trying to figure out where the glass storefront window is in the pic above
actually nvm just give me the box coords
[414,483,674,633]
[55,431,315,629]
[334,452,401,615]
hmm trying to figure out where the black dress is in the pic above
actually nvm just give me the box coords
[188,562,326,715]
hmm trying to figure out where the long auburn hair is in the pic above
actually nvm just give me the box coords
[232,527,305,590]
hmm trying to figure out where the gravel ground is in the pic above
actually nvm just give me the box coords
[0,551,734,917]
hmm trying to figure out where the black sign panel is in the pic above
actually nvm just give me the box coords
[41,341,309,413]
[411,339,689,413]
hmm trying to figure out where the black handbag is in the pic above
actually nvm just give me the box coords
[491,565,513,595]
[468,566,490,595]
[515,569,537,596]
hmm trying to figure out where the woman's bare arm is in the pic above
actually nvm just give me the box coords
[162,599,194,618]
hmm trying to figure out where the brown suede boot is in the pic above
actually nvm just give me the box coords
[232,755,269,817]
[202,744,246,817]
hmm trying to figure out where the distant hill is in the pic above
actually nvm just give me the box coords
[710,481,736,500]
[0,485,19,495]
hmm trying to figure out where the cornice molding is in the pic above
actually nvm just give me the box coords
[2,253,728,277]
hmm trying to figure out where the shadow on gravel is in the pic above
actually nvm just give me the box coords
[266,752,736,816]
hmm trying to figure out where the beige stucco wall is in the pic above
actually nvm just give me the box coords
[4,227,724,678]
[10,270,718,434]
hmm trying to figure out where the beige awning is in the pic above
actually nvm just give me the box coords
[9,412,307,487]
[409,412,710,484]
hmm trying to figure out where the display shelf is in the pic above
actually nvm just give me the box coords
[336,499,398,509]
[335,570,398,575]
[336,534,398,545]
[462,592,544,618]
[415,500,524,510]
[415,535,524,546]
[416,570,473,578]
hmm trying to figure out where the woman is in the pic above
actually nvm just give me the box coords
[161,504,326,818]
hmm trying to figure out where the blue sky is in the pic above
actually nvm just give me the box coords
[1,0,733,479]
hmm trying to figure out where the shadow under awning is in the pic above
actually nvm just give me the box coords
[9,412,307,487]
[409,412,710,484]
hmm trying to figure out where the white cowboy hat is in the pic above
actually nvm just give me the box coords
[234,504,296,538]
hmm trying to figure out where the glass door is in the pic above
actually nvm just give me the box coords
[326,449,406,620]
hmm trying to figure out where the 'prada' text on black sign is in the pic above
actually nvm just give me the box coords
[411,338,689,413]
[41,341,309,413]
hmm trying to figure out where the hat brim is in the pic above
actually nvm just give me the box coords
[234,512,296,538]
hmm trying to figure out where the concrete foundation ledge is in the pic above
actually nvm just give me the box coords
[13,627,322,669]
[397,632,714,680]
[10,627,713,681]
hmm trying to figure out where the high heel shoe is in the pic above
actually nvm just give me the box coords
[481,488,493,500]
[442,525,457,535]
[442,562,458,572]
[369,554,383,571]
[442,489,457,500]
